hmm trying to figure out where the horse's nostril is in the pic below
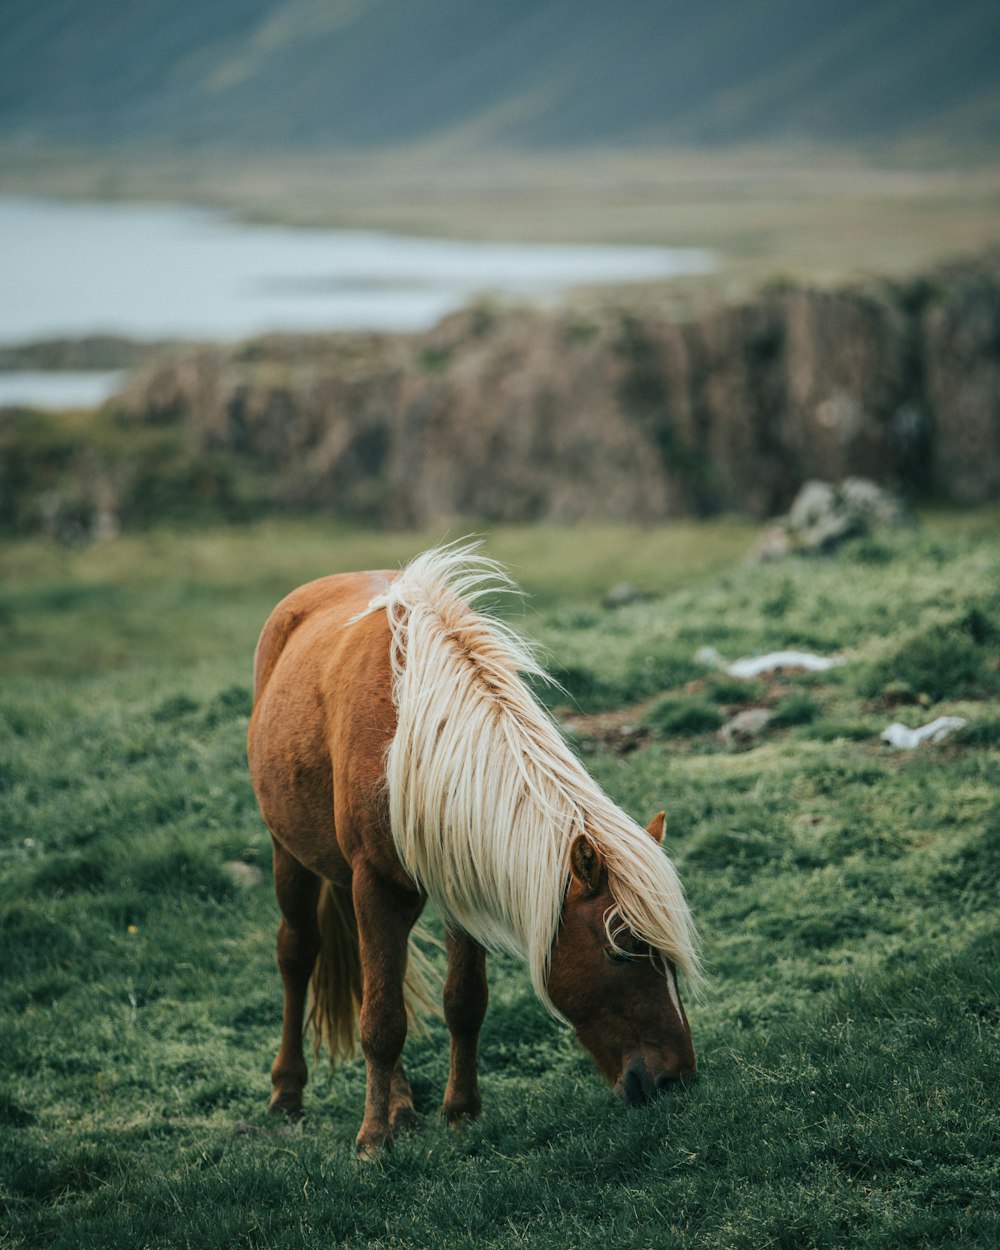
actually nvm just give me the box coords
[622,1067,650,1106]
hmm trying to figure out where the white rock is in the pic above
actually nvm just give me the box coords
[725,650,846,679]
[721,708,774,748]
[222,860,263,889]
[754,477,905,560]
[880,716,968,749]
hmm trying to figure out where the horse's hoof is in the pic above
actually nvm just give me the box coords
[443,1101,481,1130]
[355,1135,391,1161]
[268,1095,303,1121]
[390,1104,420,1136]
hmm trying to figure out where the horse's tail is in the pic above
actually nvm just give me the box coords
[307,881,441,1063]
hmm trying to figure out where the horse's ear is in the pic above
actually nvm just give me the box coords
[645,811,666,844]
[569,834,604,894]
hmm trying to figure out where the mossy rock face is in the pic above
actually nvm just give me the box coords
[5,257,1000,543]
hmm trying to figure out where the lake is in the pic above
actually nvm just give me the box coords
[0,196,712,406]
[0,370,127,409]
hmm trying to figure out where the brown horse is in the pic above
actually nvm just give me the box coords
[248,543,699,1156]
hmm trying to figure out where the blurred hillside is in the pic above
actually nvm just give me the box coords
[2,0,998,151]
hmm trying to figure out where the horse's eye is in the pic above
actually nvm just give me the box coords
[604,946,637,965]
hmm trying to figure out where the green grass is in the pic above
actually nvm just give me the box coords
[770,692,822,728]
[643,695,724,738]
[2,513,998,1248]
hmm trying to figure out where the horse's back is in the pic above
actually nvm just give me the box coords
[251,570,390,698]
[248,569,399,881]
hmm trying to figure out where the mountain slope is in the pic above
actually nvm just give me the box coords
[1,0,998,150]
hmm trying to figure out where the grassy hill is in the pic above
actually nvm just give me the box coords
[1,514,998,1247]
[2,0,998,151]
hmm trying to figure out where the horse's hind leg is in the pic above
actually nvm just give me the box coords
[389,1057,418,1134]
[269,837,321,1118]
[442,930,487,1126]
[352,862,423,1157]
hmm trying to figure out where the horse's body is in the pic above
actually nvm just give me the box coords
[248,545,698,1155]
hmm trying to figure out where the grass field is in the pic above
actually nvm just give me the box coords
[1,513,998,1249]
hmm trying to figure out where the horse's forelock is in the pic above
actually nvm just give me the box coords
[600,822,702,992]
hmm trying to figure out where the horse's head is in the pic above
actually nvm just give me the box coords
[546,812,696,1105]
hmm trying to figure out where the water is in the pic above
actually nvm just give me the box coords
[0,370,127,409]
[1,196,712,341]
[0,196,712,407]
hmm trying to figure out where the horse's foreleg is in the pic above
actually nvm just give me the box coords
[269,838,321,1118]
[442,929,488,1126]
[352,862,421,1158]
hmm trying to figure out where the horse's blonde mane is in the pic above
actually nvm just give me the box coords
[364,541,700,1014]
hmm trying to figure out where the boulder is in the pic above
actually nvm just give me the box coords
[721,708,775,749]
[755,477,905,559]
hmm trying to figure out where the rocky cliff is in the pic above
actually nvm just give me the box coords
[4,254,998,538]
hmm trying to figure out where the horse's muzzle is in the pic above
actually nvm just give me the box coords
[617,1056,690,1106]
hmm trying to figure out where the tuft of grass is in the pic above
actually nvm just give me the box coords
[770,692,822,728]
[953,717,1000,748]
[706,676,766,705]
[620,650,706,703]
[857,601,1000,703]
[643,695,724,738]
[800,720,874,742]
